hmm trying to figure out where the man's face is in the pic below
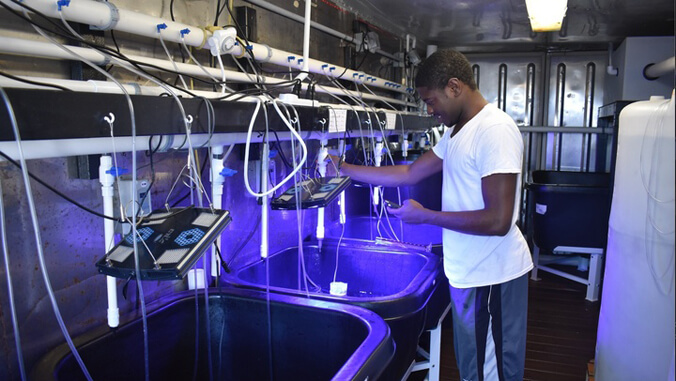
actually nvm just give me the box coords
[417,84,460,127]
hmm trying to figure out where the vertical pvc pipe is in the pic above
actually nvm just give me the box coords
[472,64,481,91]
[260,142,269,258]
[373,136,383,206]
[210,146,225,277]
[338,139,346,224]
[99,155,119,328]
[294,0,312,82]
[316,142,328,245]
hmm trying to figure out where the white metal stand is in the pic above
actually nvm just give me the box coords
[531,245,605,301]
[403,302,451,381]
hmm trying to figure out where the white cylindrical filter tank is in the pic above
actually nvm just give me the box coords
[595,94,675,381]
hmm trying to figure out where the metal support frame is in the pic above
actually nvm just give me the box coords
[531,245,604,301]
[404,302,451,381]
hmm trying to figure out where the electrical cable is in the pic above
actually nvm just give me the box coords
[0,176,27,381]
[1,86,93,381]
[0,70,72,91]
[0,150,117,221]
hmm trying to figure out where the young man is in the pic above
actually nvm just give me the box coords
[332,50,533,380]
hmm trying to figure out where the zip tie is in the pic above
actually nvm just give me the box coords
[258,44,273,63]
[196,28,209,49]
[127,82,141,95]
[90,0,120,31]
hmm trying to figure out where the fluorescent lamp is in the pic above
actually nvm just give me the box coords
[525,0,568,32]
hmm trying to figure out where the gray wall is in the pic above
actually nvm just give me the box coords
[604,36,675,104]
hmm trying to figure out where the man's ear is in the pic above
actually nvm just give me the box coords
[446,78,462,97]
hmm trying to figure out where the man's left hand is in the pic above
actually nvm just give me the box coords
[387,199,428,224]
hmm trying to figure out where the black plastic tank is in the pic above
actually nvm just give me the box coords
[345,149,442,216]
[527,170,611,251]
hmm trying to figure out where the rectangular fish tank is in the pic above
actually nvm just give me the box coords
[31,287,395,381]
[222,238,448,380]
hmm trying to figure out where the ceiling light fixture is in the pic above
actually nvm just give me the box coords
[525,0,568,32]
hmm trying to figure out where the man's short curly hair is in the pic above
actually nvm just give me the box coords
[415,50,477,91]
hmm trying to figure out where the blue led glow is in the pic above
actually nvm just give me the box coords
[124,226,154,244]
[174,228,205,246]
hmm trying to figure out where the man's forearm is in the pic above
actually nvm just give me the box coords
[336,150,443,187]
[422,209,512,236]
[339,162,413,187]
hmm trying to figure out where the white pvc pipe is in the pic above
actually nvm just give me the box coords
[1,0,407,93]
[219,40,408,93]
[293,0,311,82]
[607,42,619,76]
[316,143,328,242]
[1,0,205,46]
[373,136,383,206]
[98,156,119,328]
[645,56,676,80]
[0,36,416,107]
[338,139,346,224]
[0,133,252,161]
[210,145,225,277]
[260,142,269,258]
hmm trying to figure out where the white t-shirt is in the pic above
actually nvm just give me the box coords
[432,103,533,288]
